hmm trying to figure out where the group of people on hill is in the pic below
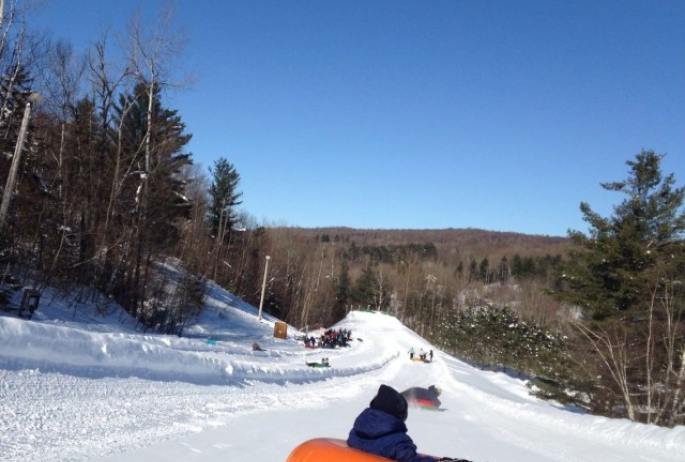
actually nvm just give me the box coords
[303,328,352,349]
[408,347,434,362]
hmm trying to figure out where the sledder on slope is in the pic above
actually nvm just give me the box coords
[306,357,330,368]
[286,384,471,462]
[400,385,442,410]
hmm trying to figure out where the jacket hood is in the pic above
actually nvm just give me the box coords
[369,384,408,422]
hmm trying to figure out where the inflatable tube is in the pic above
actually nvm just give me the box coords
[407,397,440,410]
[306,362,331,368]
[400,387,441,409]
[285,438,393,462]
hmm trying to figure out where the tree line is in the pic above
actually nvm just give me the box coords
[0,3,682,427]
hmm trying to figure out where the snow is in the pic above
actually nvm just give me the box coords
[1,280,684,462]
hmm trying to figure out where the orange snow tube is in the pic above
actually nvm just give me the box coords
[285,438,393,462]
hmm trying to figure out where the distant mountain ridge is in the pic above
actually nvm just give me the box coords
[282,226,569,258]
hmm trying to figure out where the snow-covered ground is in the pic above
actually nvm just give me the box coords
[1,280,683,462]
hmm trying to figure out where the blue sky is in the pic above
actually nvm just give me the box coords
[31,1,684,237]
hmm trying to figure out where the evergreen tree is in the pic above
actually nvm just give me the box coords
[498,256,509,282]
[556,150,685,320]
[479,257,490,283]
[551,150,685,425]
[353,265,379,308]
[114,82,192,229]
[110,81,193,314]
[511,254,523,278]
[511,254,536,279]
[439,304,570,383]
[208,157,242,240]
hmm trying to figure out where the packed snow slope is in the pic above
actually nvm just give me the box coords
[1,279,684,462]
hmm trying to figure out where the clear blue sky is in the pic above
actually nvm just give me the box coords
[31,1,684,237]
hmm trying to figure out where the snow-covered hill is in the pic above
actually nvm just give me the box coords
[1,280,683,462]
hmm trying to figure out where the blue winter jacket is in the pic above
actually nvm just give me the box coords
[347,408,437,462]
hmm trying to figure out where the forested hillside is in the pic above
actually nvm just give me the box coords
[240,226,570,328]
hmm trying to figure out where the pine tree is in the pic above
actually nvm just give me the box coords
[556,150,685,320]
[109,81,193,315]
[353,265,379,309]
[208,157,242,240]
[114,81,193,248]
[498,256,509,282]
[479,257,490,283]
[552,150,685,425]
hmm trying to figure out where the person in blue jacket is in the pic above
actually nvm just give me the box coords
[347,384,440,462]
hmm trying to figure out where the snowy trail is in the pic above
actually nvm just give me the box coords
[2,286,684,462]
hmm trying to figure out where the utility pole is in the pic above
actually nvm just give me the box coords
[0,93,41,229]
[258,255,271,321]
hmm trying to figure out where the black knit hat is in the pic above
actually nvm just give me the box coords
[370,384,408,422]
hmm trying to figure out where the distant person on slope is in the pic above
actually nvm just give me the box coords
[348,384,471,462]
